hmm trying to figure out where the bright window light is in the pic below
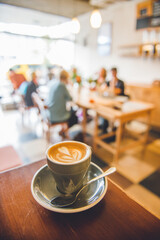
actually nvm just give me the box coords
[0,21,76,38]
[0,22,47,37]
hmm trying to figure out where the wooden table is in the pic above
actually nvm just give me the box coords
[93,101,154,164]
[0,160,160,240]
[72,87,154,163]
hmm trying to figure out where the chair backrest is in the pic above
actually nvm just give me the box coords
[152,80,160,87]
[19,93,25,107]
[32,93,43,112]
[17,92,28,111]
[31,93,49,123]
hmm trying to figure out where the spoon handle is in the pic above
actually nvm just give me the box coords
[87,167,116,185]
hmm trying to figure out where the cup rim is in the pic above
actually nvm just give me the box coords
[46,141,91,165]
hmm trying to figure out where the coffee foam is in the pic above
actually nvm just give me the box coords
[55,147,82,163]
[48,142,87,164]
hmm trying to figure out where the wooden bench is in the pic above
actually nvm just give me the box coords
[0,145,22,172]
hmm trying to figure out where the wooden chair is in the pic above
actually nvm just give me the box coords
[18,93,36,124]
[31,93,69,142]
[122,101,149,138]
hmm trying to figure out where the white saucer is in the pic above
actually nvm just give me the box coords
[31,162,108,213]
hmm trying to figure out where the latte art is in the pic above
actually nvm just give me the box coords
[48,141,88,164]
[56,147,82,163]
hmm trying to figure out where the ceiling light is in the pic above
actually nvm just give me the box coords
[90,9,102,29]
[71,17,80,34]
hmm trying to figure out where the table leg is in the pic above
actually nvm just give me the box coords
[144,110,152,146]
[93,113,98,152]
[82,108,87,142]
[114,121,123,166]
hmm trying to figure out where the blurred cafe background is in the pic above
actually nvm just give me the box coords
[0,0,160,218]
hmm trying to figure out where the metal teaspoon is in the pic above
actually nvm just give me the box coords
[50,166,116,208]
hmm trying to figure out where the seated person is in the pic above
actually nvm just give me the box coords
[24,72,38,107]
[47,67,55,82]
[8,69,26,92]
[45,69,77,130]
[106,67,124,95]
[97,67,107,85]
[96,68,107,93]
[102,67,125,133]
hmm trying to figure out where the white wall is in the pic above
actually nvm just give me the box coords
[0,2,159,84]
[74,1,160,84]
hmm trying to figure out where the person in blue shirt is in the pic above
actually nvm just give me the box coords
[106,67,124,96]
[18,81,28,96]
[24,72,38,107]
[45,69,77,128]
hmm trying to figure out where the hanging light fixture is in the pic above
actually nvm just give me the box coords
[71,17,80,34]
[90,9,102,29]
[70,0,80,34]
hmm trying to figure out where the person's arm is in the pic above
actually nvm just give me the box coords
[114,88,121,95]
[114,80,124,95]
[121,81,125,95]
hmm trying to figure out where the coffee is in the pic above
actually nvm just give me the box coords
[46,141,92,194]
[48,141,87,164]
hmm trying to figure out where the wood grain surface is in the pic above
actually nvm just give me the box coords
[0,160,160,240]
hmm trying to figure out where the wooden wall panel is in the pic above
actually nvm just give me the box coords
[126,84,160,128]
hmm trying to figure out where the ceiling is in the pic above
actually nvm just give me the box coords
[0,0,129,18]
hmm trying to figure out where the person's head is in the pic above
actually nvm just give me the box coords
[99,68,107,79]
[48,67,55,80]
[60,70,69,84]
[9,68,15,76]
[97,67,107,85]
[111,67,117,78]
[31,72,38,85]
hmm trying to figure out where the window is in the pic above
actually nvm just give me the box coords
[97,22,112,56]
